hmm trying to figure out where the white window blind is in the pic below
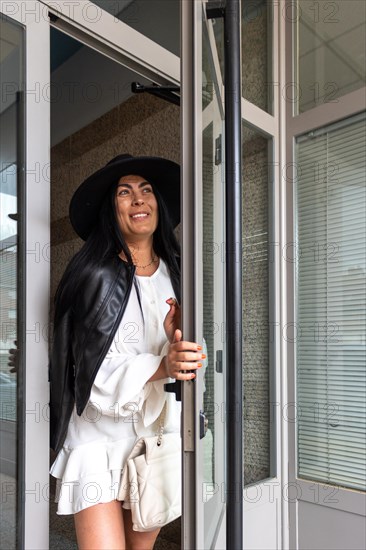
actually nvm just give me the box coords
[295,115,366,491]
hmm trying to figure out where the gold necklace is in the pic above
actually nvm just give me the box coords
[135,255,158,269]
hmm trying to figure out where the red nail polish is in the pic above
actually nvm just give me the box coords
[197,345,202,350]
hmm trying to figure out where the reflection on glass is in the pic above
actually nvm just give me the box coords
[202,120,226,548]
[0,14,24,550]
[242,0,273,113]
[90,0,180,55]
[202,17,226,544]
[207,0,224,81]
[242,123,272,485]
[295,0,366,113]
[202,24,215,110]
[202,123,215,488]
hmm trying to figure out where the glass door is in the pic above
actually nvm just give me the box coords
[0,2,50,549]
[200,17,226,550]
[181,1,226,548]
[0,14,25,550]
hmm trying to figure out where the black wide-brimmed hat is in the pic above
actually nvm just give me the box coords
[69,154,180,240]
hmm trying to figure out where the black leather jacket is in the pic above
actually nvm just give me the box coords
[49,255,180,453]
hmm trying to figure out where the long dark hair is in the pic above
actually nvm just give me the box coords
[54,180,180,325]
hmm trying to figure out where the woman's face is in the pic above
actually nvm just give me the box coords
[115,174,159,242]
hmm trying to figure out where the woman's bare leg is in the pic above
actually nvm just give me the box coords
[122,508,161,550]
[74,501,126,550]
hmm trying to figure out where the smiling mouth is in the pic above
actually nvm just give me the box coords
[130,212,149,219]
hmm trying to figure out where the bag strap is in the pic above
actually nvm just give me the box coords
[156,400,167,446]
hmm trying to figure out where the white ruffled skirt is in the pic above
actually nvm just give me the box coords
[50,436,137,515]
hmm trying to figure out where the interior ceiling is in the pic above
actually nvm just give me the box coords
[50,0,180,145]
[50,28,152,146]
[298,6,365,110]
[50,0,135,71]
[299,2,366,76]
[1,1,365,145]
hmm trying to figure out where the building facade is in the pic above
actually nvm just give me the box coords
[0,1,365,548]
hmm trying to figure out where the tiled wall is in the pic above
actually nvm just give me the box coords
[242,125,271,485]
[50,93,180,304]
[49,92,181,549]
[242,1,271,112]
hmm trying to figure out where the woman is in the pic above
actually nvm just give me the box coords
[49,154,203,550]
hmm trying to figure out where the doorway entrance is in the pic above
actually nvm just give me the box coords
[48,28,181,550]
[0,2,181,547]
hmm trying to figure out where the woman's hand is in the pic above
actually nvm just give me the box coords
[164,297,181,343]
[148,330,205,382]
[164,329,205,380]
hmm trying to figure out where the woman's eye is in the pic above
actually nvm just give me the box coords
[143,187,153,193]
[118,189,129,196]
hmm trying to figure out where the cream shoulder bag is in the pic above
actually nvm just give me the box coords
[118,401,182,532]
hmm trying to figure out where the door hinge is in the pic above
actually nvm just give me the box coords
[199,410,209,439]
[216,349,223,373]
[48,12,59,22]
[206,2,225,20]
[215,134,222,165]
[131,82,180,106]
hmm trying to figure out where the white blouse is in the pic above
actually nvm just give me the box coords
[50,259,181,515]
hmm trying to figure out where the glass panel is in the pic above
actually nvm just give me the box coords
[295,0,366,114]
[242,123,272,485]
[213,19,224,80]
[242,0,273,114]
[201,17,226,550]
[90,0,179,56]
[202,121,215,487]
[202,121,226,548]
[202,25,215,110]
[296,116,366,490]
[0,14,25,550]
[207,0,224,81]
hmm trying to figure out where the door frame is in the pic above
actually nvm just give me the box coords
[181,1,287,548]
[0,1,181,548]
[181,2,229,548]
[283,0,366,548]
[41,0,180,86]
[0,2,50,548]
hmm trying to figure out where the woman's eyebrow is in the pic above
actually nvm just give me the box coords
[117,181,151,189]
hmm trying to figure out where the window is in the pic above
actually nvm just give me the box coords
[295,0,366,114]
[295,114,366,491]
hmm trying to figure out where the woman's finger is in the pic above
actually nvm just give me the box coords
[171,339,202,352]
[175,371,196,381]
[165,301,175,317]
[172,351,205,362]
[173,329,182,343]
[171,371,196,380]
[173,361,202,371]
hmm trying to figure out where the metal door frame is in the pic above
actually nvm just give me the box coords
[181,1,243,548]
[0,2,50,547]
